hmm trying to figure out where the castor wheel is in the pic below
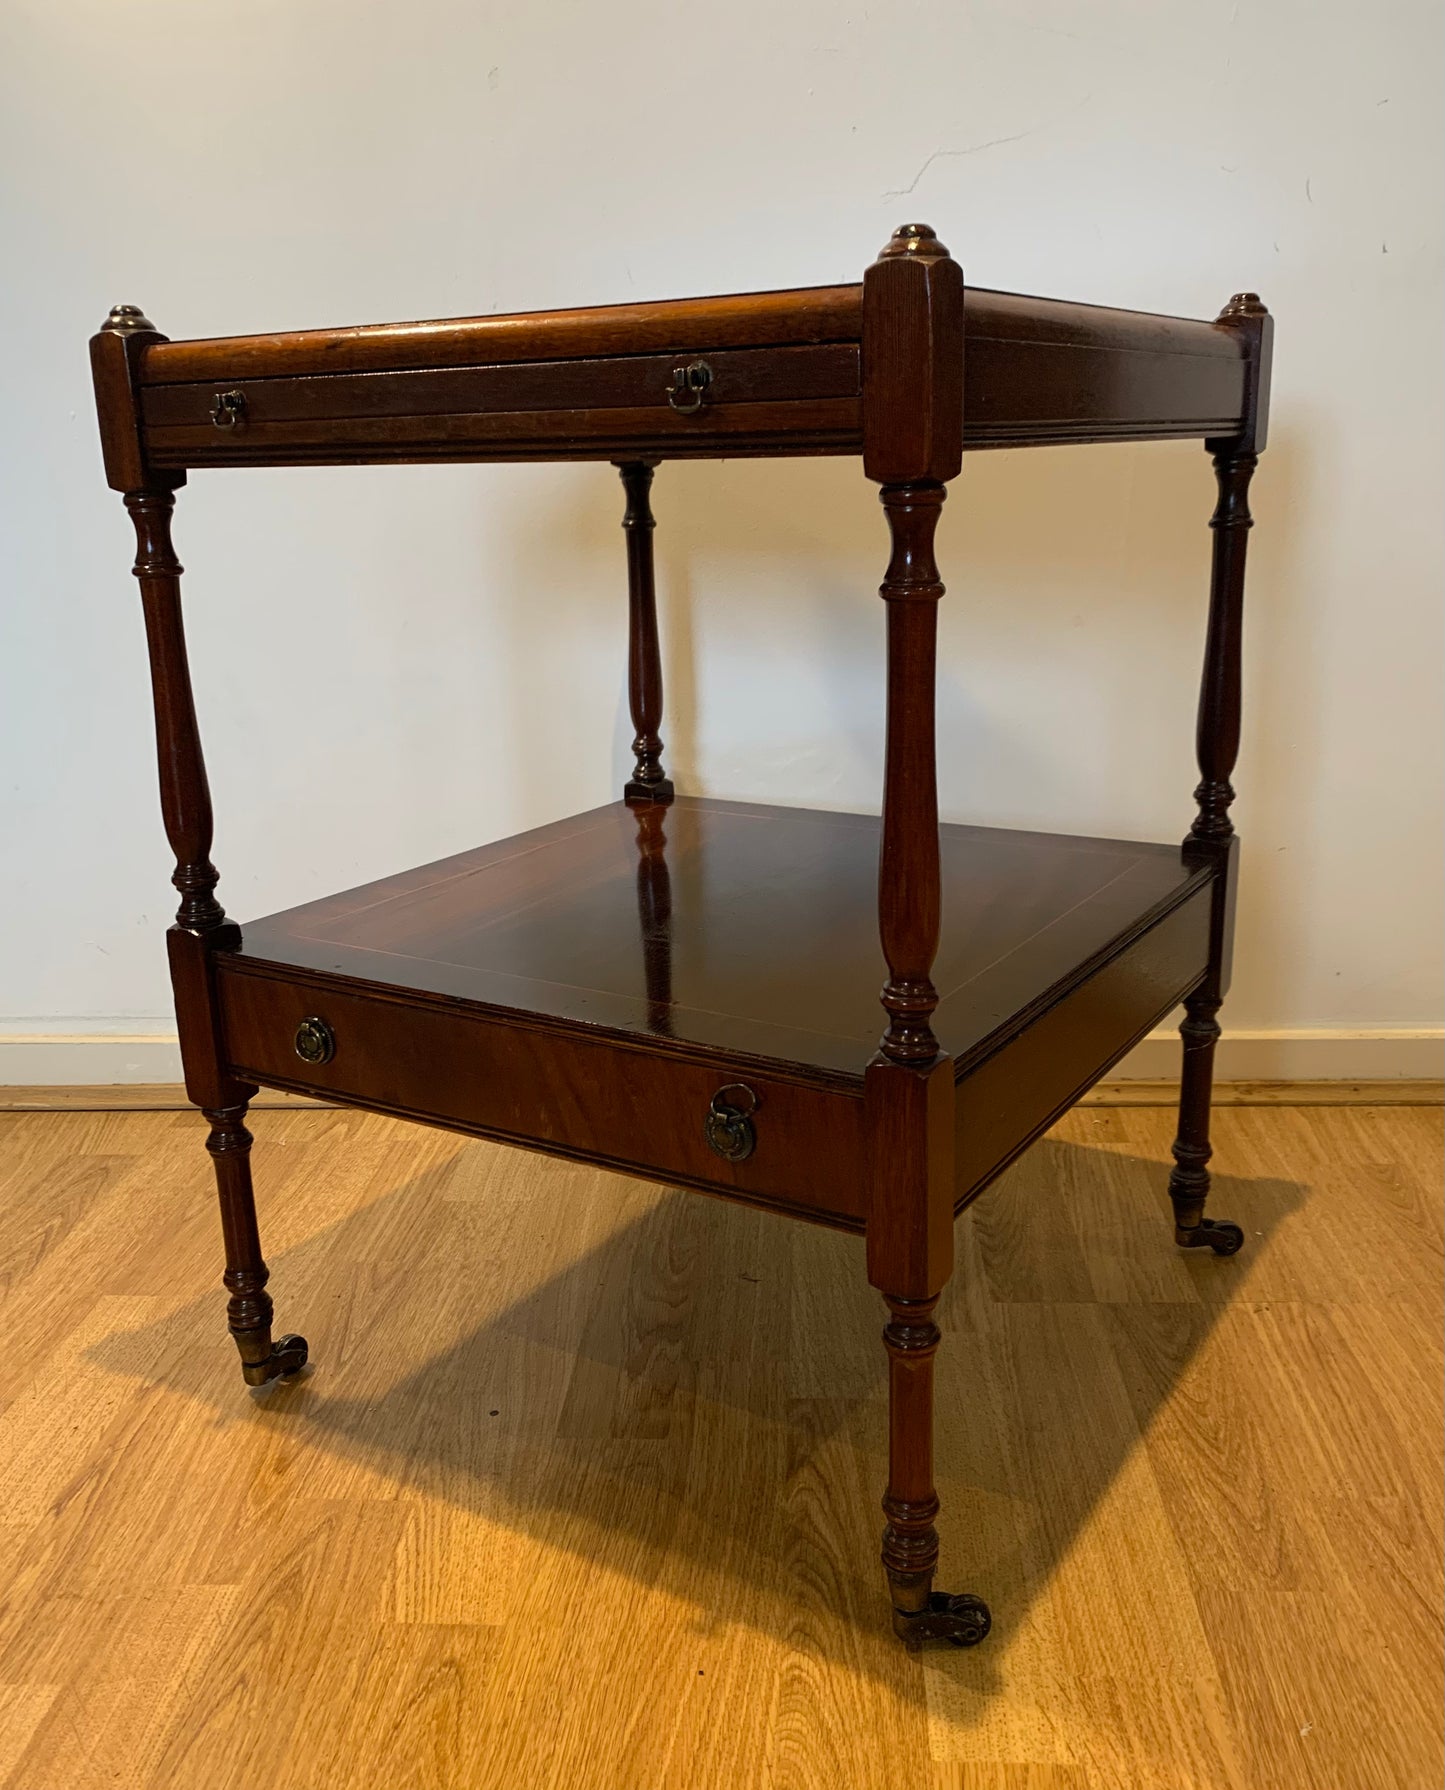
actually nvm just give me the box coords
[240,1333,310,1387]
[1177,1217,1244,1257]
[893,1591,992,1651]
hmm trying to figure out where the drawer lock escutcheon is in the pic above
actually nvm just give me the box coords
[210,389,247,431]
[293,1016,336,1066]
[666,359,713,414]
[704,1083,757,1162]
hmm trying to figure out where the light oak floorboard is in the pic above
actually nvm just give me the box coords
[0,1104,1438,1789]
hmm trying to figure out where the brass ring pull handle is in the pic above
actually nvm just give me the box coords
[704,1083,757,1162]
[209,389,247,431]
[666,360,713,414]
[293,1016,336,1066]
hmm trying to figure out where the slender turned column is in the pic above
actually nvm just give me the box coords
[876,480,947,1064]
[93,299,311,1386]
[1168,441,1256,1251]
[124,489,227,933]
[120,487,311,1380]
[617,461,674,804]
[872,478,955,1625]
[205,1103,304,1384]
[881,1295,943,1607]
[859,227,985,1648]
[1168,289,1269,1258]
[1188,445,1257,848]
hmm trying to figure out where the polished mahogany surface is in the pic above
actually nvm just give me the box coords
[114,275,1250,476]
[231,797,1211,1079]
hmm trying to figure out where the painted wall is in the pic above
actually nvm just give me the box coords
[2,0,1441,1079]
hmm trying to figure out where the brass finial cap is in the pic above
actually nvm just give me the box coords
[878,222,952,261]
[100,303,157,335]
[1220,291,1268,319]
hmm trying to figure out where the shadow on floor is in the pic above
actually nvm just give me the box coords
[90,1119,1304,1707]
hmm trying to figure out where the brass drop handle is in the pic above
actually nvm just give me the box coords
[704,1083,757,1162]
[293,1016,335,1066]
[666,360,713,414]
[210,389,247,431]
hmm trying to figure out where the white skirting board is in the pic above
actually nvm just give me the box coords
[1,1027,1441,1087]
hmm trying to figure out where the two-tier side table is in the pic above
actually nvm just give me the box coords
[91,224,1271,1650]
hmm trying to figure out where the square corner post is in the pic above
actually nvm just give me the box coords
[90,306,307,1388]
[1168,293,1274,1259]
[859,225,988,1650]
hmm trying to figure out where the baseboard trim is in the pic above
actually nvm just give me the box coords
[0,1084,329,1112]
[1113,1027,1443,1082]
[2,1078,1441,1115]
[1,1028,1440,1103]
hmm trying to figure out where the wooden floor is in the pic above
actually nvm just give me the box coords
[0,1103,1438,1790]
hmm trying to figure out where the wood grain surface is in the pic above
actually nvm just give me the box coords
[0,1102,1438,1789]
[219,798,1209,1078]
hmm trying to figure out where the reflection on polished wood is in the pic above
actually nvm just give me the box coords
[0,1103,1438,1789]
[225,797,1209,1077]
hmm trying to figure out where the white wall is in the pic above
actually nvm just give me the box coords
[2,0,1441,1080]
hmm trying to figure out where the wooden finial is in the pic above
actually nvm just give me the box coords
[1218,292,1268,320]
[101,303,158,335]
[877,222,952,262]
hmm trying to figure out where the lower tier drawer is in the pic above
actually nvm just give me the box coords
[953,886,1213,1202]
[215,964,867,1226]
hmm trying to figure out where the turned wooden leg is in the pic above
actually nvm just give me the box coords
[1166,407,1267,1264]
[881,1294,990,1650]
[617,460,674,805]
[204,1103,308,1386]
[1167,995,1244,1256]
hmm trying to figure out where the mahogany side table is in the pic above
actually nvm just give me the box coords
[91,225,1272,1650]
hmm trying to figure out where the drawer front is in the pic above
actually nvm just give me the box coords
[217,966,866,1225]
[140,343,861,466]
[953,889,1212,1202]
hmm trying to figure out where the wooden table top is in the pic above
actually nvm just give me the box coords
[232,797,1210,1079]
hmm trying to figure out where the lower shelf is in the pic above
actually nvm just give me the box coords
[213,796,1215,1222]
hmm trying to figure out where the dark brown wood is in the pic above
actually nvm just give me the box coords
[1167,292,1270,1259]
[617,462,673,803]
[633,800,674,1028]
[140,345,861,430]
[873,482,949,1064]
[124,489,225,937]
[114,266,1254,474]
[1189,446,1257,846]
[859,223,983,1638]
[206,1101,308,1386]
[862,224,964,485]
[881,1294,989,1649]
[140,343,863,469]
[216,960,868,1226]
[140,286,866,384]
[218,797,1209,1081]
[955,890,1211,1202]
[89,305,183,493]
[91,234,1272,1649]
[96,308,306,1384]
[144,398,862,470]
[865,1053,956,1291]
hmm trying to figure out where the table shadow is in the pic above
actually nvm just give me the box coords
[89,1119,1303,1708]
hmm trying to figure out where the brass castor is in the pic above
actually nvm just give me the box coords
[240,1333,309,1386]
[892,1591,992,1652]
[1175,1217,1244,1256]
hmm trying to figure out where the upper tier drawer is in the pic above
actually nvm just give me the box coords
[139,343,861,465]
